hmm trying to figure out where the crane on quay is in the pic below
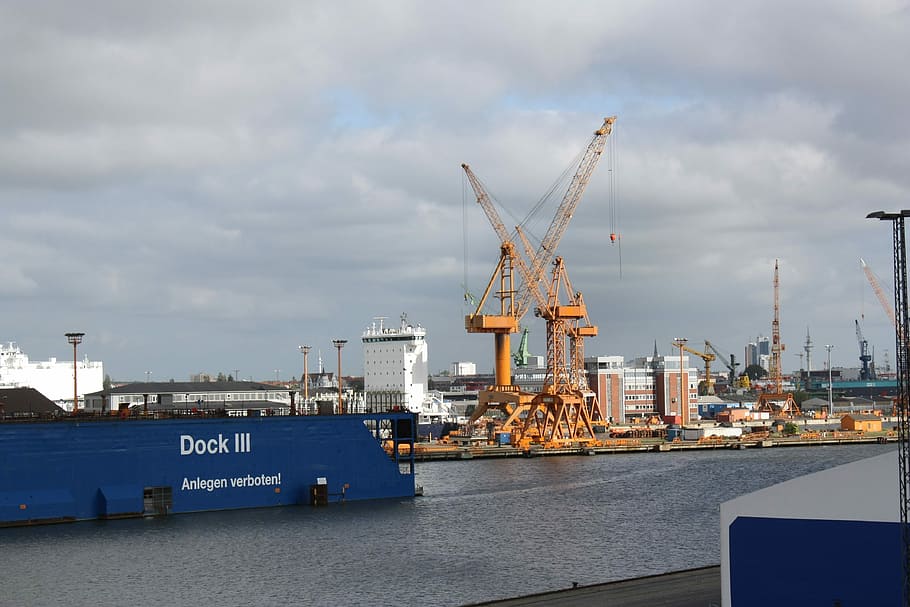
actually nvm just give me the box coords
[856,319,876,381]
[675,342,716,396]
[862,258,897,329]
[704,340,741,388]
[756,259,799,416]
[462,117,615,447]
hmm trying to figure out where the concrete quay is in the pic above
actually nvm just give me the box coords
[462,565,721,607]
[410,434,896,461]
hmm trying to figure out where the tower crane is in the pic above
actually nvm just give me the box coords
[862,258,897,328]
[674,342,716,396]
[513,327,532,368]
[757,260,799,415]
[856,319,876,380]
[704,340,741,387]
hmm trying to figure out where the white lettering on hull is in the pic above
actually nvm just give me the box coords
[179,433,252,455]
[180,473,282,492]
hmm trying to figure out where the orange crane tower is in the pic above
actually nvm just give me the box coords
[757,260,799,415]
[461,164,536,425]
[462,117,616,432]
[518,256,600,447]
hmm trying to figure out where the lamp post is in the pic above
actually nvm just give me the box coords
[332,339,347,414]
[298,345,311,410]
[65,332,84,414]
[673,337,688,425]
[867,209,910,606]
[825,345,834,417]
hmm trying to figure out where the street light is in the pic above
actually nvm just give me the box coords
[298,345,311,409]
[65,332,84,415]
[825,345,834,417]
[673,337,688,425]
[332,339,347,414]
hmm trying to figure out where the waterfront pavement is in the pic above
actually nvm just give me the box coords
[463,566,721,607]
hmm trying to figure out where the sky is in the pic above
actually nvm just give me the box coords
[2,1,909,382]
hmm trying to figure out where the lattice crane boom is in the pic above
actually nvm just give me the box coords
[462,163,512,249]
[862,258,898,328]
[770,259,784,393]
[461,164,524,393]
[705,340,741,385]
[516,117,616,317]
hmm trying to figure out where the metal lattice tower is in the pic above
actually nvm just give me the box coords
[867,210,910,606]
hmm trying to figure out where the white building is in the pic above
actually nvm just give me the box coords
[0,342,104,406]
[362,314,428,411]
[450,361,476,376]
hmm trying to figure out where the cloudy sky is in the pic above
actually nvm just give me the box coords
[2,1,909,382]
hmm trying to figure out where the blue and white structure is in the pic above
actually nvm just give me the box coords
[721,449,901,605]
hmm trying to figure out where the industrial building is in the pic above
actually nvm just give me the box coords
[586,352,698,423]
[83,381,293,415]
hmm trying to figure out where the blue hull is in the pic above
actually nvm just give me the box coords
[0,412,416,526]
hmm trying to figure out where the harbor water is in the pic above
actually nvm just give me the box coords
[0,443,894,606]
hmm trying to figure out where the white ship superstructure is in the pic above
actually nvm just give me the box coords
[362,314,428,411]
[0,342,104,405]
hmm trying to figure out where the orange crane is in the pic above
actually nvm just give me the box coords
[757,260,799,415]
[462,117,616,437]
[461,164,537,426]
[517,255,600,447]
[515,117,616,317]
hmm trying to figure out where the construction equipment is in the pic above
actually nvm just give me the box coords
[756,260,800,415]
[862,258,897,328]
[513,327,532,367]
[517,256,600,448]
[461,164,537,425]
[856,319,876,380]
[515,117,616,319]
[675,342,716,396]
[462,117,616,446]
[704,340,741,387]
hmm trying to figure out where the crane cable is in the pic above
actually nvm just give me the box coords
[610,126,623,279]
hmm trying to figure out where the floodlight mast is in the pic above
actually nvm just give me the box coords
[866,209,910,606]
[65,332,84,415]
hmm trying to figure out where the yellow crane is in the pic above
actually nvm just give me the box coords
[674,342,716,396]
